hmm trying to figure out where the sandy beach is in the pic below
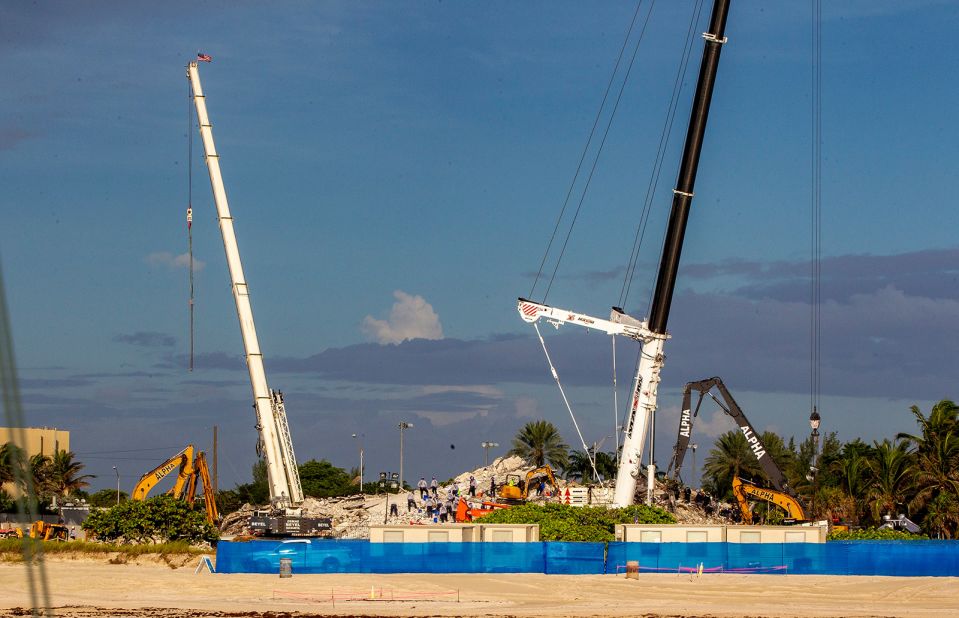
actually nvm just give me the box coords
[3,558,959,618]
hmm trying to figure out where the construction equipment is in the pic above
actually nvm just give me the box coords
[188,61,330,536]
[518,0,733,507]
[131,444,195,501]
[667,377,793,494]
[497,466,558,503]
[454,497,511,523]
[184,451,220,525]
[732,476,806,524]
[133,445,219,525]
[667,377,809,523]
[16,521,69,541]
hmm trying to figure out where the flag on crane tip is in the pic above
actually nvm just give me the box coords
[197,53,212,62]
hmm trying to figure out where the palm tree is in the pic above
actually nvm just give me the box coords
[863,438,912,524]
[701,430,762,499]
[561,450,593,483]
[46,450,94,500]
[508,420,569,469]
[0,442,27,488]
[899,400,959,534]
[29,453,52,499]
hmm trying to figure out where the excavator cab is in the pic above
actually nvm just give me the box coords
[498,474,525,501]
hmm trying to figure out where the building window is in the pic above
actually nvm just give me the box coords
[686,530,708,543]
[383,531,404,543]
[740,531,761,543]
[639,530,662,543]
[427,531,449,543]
[491,530,513,542]
[785,531,806,543]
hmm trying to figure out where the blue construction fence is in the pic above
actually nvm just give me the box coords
[215,539,959,576]
[215,539,604,574]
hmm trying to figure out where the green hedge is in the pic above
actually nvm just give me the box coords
[477,502,675,542]
[827,528,928,541]
[81,495,218,544]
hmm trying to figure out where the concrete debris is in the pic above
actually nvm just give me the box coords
[220,456,730,538]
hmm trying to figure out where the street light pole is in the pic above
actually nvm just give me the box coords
[398,422,413,491]
[352,433,365,495]
[809,407,822,516]
[113,466,120,506]
[481,441,499,467]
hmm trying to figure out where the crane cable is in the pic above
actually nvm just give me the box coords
[810,0,823,426]
[621,0,706,309]
[187,78,195,372]
[532,322,602,483]
[529,0,656,303]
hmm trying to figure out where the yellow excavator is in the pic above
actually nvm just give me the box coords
[732,476,806,524]
[497,466,558,503]
[15,521,70,541]
[132,444,196,501]
[132,445,219,525]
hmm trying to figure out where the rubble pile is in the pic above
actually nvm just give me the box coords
[219,456,731,538]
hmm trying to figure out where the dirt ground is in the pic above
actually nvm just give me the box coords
[3,557,959,618]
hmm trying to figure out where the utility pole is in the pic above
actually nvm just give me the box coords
[398,422,413,491]
[212,424,218,494]
[113,466,120,505]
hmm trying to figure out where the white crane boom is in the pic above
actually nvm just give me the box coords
[187,62,303,509]
[518,298,667,506]
[517,298,656,342]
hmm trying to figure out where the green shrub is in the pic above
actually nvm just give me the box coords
[828,528,928,541]
[476,502,675,542]
[81,495,218,544]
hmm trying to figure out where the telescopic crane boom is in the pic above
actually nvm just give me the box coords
[187,62,303,510]
[519,0,732,507]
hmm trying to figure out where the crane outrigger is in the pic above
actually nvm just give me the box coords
[518,0,732,507]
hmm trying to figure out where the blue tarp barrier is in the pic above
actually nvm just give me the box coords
[217,539,597,574]
[216,539,959,576]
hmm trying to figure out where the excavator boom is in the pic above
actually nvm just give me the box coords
[132,445,195,501]
[668,377,791,494]
[732,476,806,524]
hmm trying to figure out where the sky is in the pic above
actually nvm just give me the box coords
[1,1,957,494]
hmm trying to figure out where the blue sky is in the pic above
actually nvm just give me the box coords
[1,1,957,492]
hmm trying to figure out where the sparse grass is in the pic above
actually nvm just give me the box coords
[0,538,207,560]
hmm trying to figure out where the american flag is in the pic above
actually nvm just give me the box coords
[197,53,212,63]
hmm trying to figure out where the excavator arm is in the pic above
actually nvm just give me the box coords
[132,445,196,501]
[732,476,806,524]
[667,377,792,495]
[194,451,220,525]
[524,466,558,498]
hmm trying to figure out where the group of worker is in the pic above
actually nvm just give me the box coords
[386,475,485,523]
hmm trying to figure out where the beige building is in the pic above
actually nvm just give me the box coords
[1,427,70,497]
[0,427,70,457]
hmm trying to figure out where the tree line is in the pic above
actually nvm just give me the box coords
[505,400,959,539]
[0,443,93,511]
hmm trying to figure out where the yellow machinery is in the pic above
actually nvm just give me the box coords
[184,451,220,525]
[732,476,806,524]
[15,521,69,541]
[132,444,196,501]
[498,466,558,503]
[133,445,219,525]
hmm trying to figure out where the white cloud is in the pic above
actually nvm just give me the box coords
[146,251,205,271]
[362,290,443,344]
